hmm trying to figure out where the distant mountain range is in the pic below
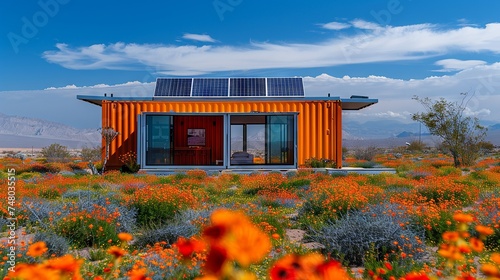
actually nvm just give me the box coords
[343,119,500,148]
[0,113,100,149]
[0,113,498,149]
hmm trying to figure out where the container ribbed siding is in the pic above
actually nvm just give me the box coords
[101,100,343,169]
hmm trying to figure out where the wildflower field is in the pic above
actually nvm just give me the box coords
[1,150,500,279]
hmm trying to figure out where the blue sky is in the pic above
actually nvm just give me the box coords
[1,0,500,129]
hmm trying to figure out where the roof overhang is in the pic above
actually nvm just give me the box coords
[77,95,154,106]
[77,95,342,106]
[77,95,377,110]
[340,97,378,110]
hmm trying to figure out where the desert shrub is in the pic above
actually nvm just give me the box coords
[128,185,197,228]
[41,143,71,162]
[310,203,426,266]
[304,157,336,168]
[88,248,109,262]
[410,209,455,245]
[38,188,61,199]
[350,161,377,168]
[119,151,140,173]
[133,223,198,248]
[353,146,378,161]
[0,218,8,231]
[251,210,288,237]
[299,177,384,223]
[133,200,178,228]
[17,163,61,174]
[55,208,119,248]
[80,145,101,162]
[436,166,462,177]
[415,177,477,206]
[476,192,500,251]
[185,169,207,180]
[33,232,69,257]
[406,140,427,152]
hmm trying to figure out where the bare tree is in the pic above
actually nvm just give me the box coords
[412,93,487,167]
[101,127,119,173]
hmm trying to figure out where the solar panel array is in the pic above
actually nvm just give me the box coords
[154,77,304,97]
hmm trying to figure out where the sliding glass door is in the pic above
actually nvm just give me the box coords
[146,115,173,165]
[229,114,296,166]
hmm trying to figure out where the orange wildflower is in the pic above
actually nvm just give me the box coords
[481,264,499,278]
[453,213,473,223]
[26,241,48,257]
[175,236,205,259]
[384,262,393,271]
[7,263,59,280]
[107,246,127,258]
[128,267,151,280]
[491,253,500,264]
[403,272,431,280]
[203,209,271,267]
[475,225,494,236]
[46,254,83,274]
[118,232,133,242]
[442,231,460,242]
[469,237,484,252]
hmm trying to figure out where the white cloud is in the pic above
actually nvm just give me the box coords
[43,81,151,90]
[2,65,500,131]
[434,59,487,72]
[42,22,500,75]
[303,64,500,124]
[350,19,382,30]
[182,33,217,43]
[322,22,351,30]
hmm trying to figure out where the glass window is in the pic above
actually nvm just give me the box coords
[230,115,295,166]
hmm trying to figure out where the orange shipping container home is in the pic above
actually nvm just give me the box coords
[78,78,377,171]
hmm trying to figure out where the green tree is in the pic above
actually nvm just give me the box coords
[412,94,487,167]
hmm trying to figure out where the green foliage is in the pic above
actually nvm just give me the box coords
[304,157,336,168]
[88,249,110,261]
[363,250,424,280]
[412,94,487,167]
[41,143,71,162]
[132,200,179,227]
[350,161,377,168]
[38,189,61,199]
[279,178,311,191]
[416,186,474,206]
[55,215,119,249]
[411,210,455,245]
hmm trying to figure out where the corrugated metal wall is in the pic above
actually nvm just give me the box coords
[101,100,343,169]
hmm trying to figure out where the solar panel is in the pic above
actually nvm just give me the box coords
[192,78,229,96]
[230,78,266,97]
[154,78,192,96]
[267,78,304,96]
[154,77,305,97]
